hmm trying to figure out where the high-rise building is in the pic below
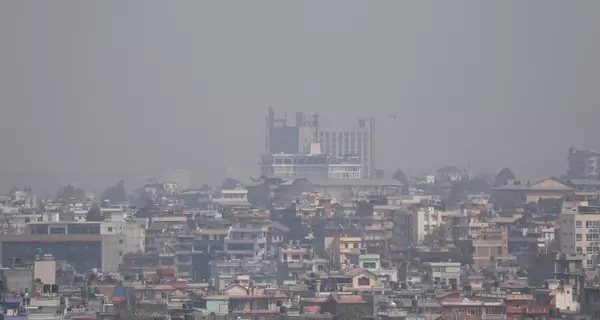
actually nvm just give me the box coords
[567,148,600,180]
[263,109,375,178]
[318,117,375,178]
[265,108,319,154]
[259,142,364,180]
[558,201,600,269]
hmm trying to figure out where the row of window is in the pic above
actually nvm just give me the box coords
[320,131,369,141]
[575,233,600,241]
[575,246,600,254]
[466,307,502,315]
[575,220,600,228]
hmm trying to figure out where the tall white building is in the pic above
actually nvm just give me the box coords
[259,143,364,180]
[318,117,375,178]
[391,202,443,247]
[558,202,600,269]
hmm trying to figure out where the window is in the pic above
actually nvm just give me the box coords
[512,303,522,308]
[353,243,359,249]
[108,227,113,232]
[119,251,123,256]
[119,239,124,244]
[358,276,370,286]
[25,218,30,223]
[467,308,480,315]
[577,247,583,254]
[484,308,497,315]
[586,221,599,228]
[577,234,583,241]
[577,221,583,228]
[362,262,376,268]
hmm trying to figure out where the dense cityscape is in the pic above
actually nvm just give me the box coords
[0,108,599,320]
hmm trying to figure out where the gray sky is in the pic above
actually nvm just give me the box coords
[0,1,599,192]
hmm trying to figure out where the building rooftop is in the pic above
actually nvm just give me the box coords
[0,235,102,242]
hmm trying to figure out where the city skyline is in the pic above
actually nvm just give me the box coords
[0,1,599,191]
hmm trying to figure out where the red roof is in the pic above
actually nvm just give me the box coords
[304,306,321,313]
[170,281,188,289]
[333,295,366,304]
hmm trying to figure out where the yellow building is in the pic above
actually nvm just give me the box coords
[324,236,362,267]
[345,268,383,293]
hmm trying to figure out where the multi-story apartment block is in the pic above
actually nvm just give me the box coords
[567,147,600,180]
[259,149,364,180]
[558,203,600,269]
[224,221,269,259]
[259,152,328,178]
[319,117,375,178]
[391,201,444,247]
[209,259,277,291]
[265,108,319,154]
[424,262,461,286]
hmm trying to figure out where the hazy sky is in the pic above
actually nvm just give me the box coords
[0,1,599,191]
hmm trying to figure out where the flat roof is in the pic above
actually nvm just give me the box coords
[305,177,402,187]
[0,235,103,242]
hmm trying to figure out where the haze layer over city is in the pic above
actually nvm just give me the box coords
[3,2,600,320]
[0,1,599,192]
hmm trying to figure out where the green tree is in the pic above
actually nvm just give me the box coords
[392,168,410,194]
[392,169,408,185]
[493,168,516,187]
[338,307,366,320]
[56,184,86,202]
[86,203,104,221]
[101,180,127,203]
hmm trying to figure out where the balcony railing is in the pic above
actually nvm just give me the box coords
[481,314,507,320]
[525,306,550,314]
[226,237,267,243]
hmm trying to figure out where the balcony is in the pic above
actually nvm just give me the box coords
[226,237,267,243]
[158,252,175,257]
[194,239,224,246]
[364,235,384,241]
[525,306,550,314]
[176,260,192,266]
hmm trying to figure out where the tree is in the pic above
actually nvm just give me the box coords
[448,181,468,205]
[86,203,104,221]
[338,307,366,320]
[101,180,127,203]
[56,184,86,203]
[467,178,490,193]
[392,169,410,194]
[221,178,241,189]
[392,169,408,185]
[493,168,516,187]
